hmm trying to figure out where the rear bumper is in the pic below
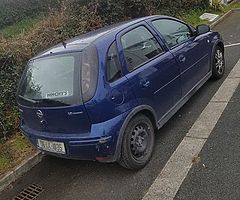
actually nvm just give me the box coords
[20,112,127,162]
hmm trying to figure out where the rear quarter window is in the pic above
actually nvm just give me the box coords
[106,42,122,82]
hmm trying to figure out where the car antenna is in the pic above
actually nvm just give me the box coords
[62,41,67,48]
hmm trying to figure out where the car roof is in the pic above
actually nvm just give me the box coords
[33,15,172,59]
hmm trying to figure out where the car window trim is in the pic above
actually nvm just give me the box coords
[128,51,165,73]
[120,24,166,73]
[151,18,195,50]
[169,37,193,50]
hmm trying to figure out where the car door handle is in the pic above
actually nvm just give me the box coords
[179,55,186,63]
[141,80,150,88]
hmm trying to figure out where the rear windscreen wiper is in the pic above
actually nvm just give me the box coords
[18,95,38,104]
[18,95,69,106]
[37,99,69,106]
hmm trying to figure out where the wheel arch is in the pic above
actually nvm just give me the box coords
[216,41,224,53]
[113,105,158,162]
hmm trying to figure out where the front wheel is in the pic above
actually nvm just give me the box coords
[212,46,225,79]
[119,114,155,170]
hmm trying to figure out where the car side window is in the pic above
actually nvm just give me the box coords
[152,19,192,48]
[121,26,163,72]
[106,42,122,82]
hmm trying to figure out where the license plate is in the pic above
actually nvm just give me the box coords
[37,139,66,154]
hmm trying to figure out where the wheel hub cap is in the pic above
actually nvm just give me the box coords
[215,50,224,74]
[136,136,144,147]
[130,125,149,158]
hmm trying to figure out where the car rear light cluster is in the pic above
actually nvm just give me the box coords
[81,44,99,102]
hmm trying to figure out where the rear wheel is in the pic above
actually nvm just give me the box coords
[212,46,225,79]
[119,114,155,170]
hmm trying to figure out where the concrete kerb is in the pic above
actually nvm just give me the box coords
[0,151,43,193]
[211,0,239,29]
[210,9,233,28]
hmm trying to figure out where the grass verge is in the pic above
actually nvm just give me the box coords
[217,1,240,14]
[179,1,240,27]
[178,9,209,27]
[0,133,35,178]
[0,15,44,38]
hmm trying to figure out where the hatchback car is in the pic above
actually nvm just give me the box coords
[17,15,225,169]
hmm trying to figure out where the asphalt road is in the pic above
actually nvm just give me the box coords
[1,10,240,200]
[175,79,240,200]
[175,10,240,200]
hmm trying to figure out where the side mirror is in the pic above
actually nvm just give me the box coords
[196,24,210,35]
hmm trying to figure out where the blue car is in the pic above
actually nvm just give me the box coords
[17,16,225,169]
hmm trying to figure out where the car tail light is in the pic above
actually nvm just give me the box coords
[81,44,99,102]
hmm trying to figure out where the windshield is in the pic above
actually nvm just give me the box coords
[18,53,82,107]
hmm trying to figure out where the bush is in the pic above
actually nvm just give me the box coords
[90,0,210,22]
[0,10,66,138]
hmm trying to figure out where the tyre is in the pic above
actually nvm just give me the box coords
[212,46,225,79]
[119,114,155,170]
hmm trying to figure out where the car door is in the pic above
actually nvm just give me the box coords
[116,22,182,121]
[151,18,211,96]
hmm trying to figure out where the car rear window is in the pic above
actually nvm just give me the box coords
[18,53,82,107]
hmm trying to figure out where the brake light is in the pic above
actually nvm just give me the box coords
[81,44,99,102]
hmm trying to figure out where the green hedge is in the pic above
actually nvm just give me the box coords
[64,0,210,37]
[0,12,66,138]
[0,0,210,32]
[91,0,210,24]
[0,0,210,138]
